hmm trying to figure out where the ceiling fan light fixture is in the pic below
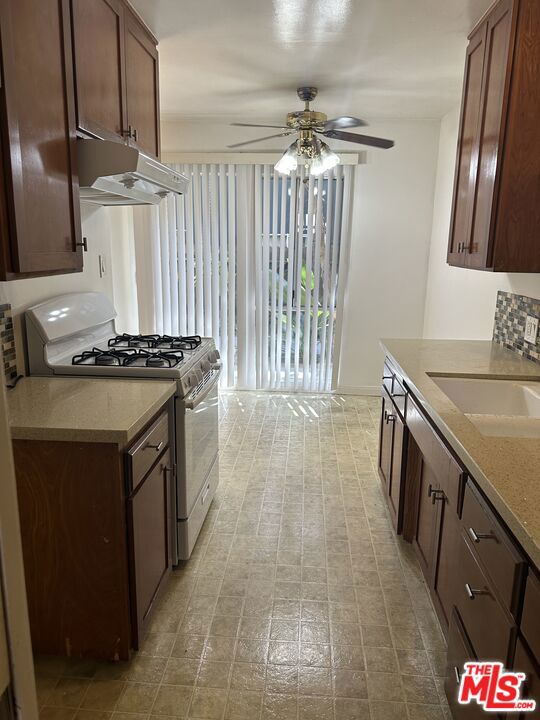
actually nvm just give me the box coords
[310,142,340,176]
[274,142,298,175]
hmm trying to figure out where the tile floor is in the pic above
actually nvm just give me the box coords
[35,392,451,720]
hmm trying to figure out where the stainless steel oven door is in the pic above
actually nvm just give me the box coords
[176,367,220,519]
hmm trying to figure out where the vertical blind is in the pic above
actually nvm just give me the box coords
[133,162,353,392]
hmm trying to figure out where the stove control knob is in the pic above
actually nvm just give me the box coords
[213,349,221,362]
[201,358,211,372]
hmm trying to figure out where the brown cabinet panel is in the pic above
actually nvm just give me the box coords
[513,637,540,714]
[468,0,513,269]
[127,410,169,492]
[462,480,526,616]
[388,412,405,531]
[433,499,461,633]
[124,11,160,158]
[455,532,516,664]
[13,440,131,661]
[0,0,83,278]
[128,450,171,647]
[445,609,485,719]
[521,572,540,662]
[378,389,393,493]
[71,0,127,142]
[411,448,439,580]
[448,0,540,272]
[448,22,486,263]
[493,0,540,271]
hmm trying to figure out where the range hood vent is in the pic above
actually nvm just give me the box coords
[77,139,189,206]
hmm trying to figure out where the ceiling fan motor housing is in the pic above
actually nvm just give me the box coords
[286,110,327,131]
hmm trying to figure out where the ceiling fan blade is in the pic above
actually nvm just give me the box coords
[231,122,289,129]
[227,131,295,149]
[322,129,394,149]
[324,116,368,131]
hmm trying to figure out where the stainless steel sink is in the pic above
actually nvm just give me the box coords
[430,375,540,437]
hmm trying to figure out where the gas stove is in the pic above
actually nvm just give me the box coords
[25,293,219,398]
[25,291,222,563]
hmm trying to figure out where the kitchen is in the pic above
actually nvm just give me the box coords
[0,0,539,719]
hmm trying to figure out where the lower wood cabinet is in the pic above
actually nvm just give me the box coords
[379,354,540,717]
[13,405,173,660]
[378,372,408,534]
[445,609,484,720]
[128,447,171,647]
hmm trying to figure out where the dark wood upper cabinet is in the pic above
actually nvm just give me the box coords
[71,0,127,143]
[0,0,83,279]
[70,0,160,158]
[124,12,160,158]
[448,0,540,272]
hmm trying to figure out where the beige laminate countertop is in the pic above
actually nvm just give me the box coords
[7,377,176,446]
[381,339,540,568]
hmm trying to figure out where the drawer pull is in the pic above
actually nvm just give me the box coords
[465,582,490,600]
[146,440,164,452]
[428,484,445,504]
[454,666,461,685]
[468,527,496,543]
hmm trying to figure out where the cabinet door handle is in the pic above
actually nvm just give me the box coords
[386,414,395,424]
[76,237,88,252]
[465,582,490,600]
[454,666,461,685]
[146,440,164,452]
[468,527,496,543]
[427,484,445,504]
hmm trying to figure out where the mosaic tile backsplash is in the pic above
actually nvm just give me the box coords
[0,303,17,384]
[493,290,540,364]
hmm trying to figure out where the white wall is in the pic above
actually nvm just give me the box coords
[164,119,441,394]
[0,205,132,373]
[423,108,540,339]
[336,120,440,393]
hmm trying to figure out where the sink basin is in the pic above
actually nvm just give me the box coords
[431,376,540,416]
[429,376,540,437]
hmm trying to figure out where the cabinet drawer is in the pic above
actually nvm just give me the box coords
[445,609,484,719]
[127,411,169,491]
[521,572,540,662]
[406,396,463,510]
[513,637,540,711]
[455,533,516,664]
[462,480,526,616]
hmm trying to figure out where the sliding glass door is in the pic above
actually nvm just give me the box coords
[133,162,353,392]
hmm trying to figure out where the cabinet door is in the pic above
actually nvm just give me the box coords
[467,0,513,269]
[378,390,394,495]
[71,0,127,143]
[124,11,160,158]
[128,451,171,647]
[0,0,83,277]
[447,22,487,266]
[388,411,405,533]
[432,491,460,634]
[445,609,484,719]
[411,447,439,581]
[514,638,540,716]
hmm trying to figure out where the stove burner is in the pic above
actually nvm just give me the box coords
[122,349,184,368]
[108,333,160,348]
[146,350,185,368]
[72,347,137,366]
[108,333,203,350]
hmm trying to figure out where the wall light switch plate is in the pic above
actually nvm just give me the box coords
[524,315,538,345]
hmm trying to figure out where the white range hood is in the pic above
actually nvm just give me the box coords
[77,138,189,206]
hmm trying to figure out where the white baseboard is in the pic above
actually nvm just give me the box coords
[334,385,381,397]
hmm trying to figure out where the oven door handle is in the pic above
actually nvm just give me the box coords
[184,367,221,410]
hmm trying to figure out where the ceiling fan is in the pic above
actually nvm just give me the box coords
[228,86,395,176]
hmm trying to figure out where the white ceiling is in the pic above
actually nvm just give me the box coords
[131,0,493,123]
